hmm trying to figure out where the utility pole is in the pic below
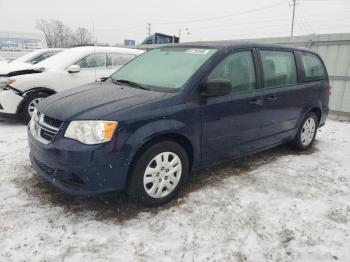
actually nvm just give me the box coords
[290,0,297,38]
[147,23,151,36]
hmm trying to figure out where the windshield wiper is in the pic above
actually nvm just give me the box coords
[111,79,150,90]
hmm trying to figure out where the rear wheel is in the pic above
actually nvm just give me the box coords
[128,141,189,207]
[292,112,318,150]
[21,92,49,124]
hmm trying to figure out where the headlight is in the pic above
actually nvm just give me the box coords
[64,120,118,145]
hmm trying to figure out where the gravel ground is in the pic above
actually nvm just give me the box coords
[0,119,349,262]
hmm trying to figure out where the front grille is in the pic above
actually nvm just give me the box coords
[30,111,63,144]
[44,115,62,129]
[40,128,56,141]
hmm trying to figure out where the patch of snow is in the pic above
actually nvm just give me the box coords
[0,120,349,261]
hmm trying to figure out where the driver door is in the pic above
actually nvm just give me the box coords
[202,49,267,163]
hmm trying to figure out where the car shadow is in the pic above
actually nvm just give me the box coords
[16,142,319,223]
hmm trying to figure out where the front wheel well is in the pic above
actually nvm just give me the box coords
[127,133,194,184]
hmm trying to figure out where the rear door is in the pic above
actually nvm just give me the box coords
[257,48,304,142]
[202,49,267,162]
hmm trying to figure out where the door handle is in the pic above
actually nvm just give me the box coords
[249,98,263,106]
[266,95,278,102]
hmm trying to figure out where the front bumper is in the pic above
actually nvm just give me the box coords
[0,89,23,120]
[28,128,130,196]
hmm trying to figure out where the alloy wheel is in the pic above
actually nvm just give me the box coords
[28,98,44,116]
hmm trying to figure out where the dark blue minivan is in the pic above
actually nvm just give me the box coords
[28,42,330,206]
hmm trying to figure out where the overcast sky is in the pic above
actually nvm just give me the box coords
[0,0,349,44]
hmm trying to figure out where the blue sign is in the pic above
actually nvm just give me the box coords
[0,38,43,51]
[124,39,136,46]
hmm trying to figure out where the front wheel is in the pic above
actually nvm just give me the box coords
[21,92,49,124]
[128,141,189,207]
[292,112,318,150]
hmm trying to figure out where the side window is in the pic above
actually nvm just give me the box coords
[208,51,256,93]
[301,52,326,80]
[260,50,297,88]
[106,53,135,68]
[30,52,55,64]
[76,53,106,69]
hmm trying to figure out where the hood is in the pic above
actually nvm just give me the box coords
[38,82,172,121]
[0,61,37,75]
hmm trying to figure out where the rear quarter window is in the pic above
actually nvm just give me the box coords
[301,52,326,81]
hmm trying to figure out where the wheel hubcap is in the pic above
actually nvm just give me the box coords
[28,98,44,116]
[301,117,316,146]
[143,152,182,199]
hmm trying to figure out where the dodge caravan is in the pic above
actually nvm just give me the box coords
[28,42,330,206]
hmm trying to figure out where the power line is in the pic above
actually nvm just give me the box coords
[153,1,286,25]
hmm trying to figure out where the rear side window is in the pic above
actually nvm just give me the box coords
[260,50,297,88]
[301,52,326,80]
[106,53,135,68]
[208,51,256,93]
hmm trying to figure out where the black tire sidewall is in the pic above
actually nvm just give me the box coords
[21,92,49,124]
[295,112,318,150]
[128,141,189,207]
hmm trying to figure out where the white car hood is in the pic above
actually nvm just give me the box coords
[0,62,36,75]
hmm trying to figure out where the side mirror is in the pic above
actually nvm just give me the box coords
[67,65,81,73]
[100,76,108,82]
[202,79,231,97]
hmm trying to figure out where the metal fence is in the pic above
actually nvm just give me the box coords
[242,33,350,118]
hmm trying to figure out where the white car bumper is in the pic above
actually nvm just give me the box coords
[0,89,24,117]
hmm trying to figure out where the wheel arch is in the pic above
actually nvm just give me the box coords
[126,131,195,187]
[17,87,56,114]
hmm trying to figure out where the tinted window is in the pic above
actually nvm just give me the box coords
[208,51,256,93]
[261,50,297,88]
[301,52,326,79]
[76,53,106,68]
[106,53,135,68]
[156,35,172,44]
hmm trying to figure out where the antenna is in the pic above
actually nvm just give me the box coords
[92,21,97,82]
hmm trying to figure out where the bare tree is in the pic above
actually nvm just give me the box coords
[74,27,92,46]
[36,19,92,48]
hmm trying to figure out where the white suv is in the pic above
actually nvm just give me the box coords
[0,46,144,122]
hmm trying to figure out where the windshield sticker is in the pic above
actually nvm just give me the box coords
[186,49,210,55]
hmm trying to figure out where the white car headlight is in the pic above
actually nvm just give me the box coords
[65,120,118,145]
[0,78,15,89]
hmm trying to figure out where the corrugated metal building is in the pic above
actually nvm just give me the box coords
[237,33,350,120]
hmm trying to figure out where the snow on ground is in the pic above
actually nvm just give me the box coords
[0,119,350,262]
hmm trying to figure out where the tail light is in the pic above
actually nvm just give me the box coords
[328,85,332,96]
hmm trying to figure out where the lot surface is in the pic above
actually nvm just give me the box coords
[0,119,350,262]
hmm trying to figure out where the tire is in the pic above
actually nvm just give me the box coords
[20,92,50,124]
[128,141,189,207]
[292,112,318,150]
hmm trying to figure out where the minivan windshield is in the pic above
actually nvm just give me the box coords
[110,47,217,91]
